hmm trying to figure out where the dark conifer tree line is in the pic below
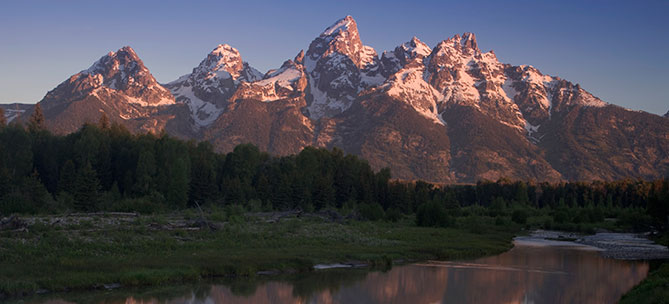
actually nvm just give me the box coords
[0,111,667,231]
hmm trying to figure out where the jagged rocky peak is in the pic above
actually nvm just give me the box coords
[306,15,372,69]
[381,36,432,76]
[432,32,480,57]
[664,110,669,118]
[294,50,305,65]
[460,32,478,50]
[191,44,262,83]
[166,43,265,128]
[42,46,174,106]
[399,37,432,61]
[449,32,478,52]
[84,46,161,91]
[304,16,382,120]
[230,50,308,102]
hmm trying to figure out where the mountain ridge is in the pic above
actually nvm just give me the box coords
[7,16,668,183]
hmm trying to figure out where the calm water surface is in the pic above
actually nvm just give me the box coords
[31,241,649,304]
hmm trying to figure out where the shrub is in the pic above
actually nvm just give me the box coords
[245,199,263,212]
[416,200,452,228]
[385,207,402,222]
[617,208,653,232]
[464,216,484,234]
[107,197,165,214]
[359,202,385,221]
[511,209,528,224]
[225,204,246,222]
[553,208,569,224]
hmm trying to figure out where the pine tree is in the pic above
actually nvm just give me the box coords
[73,162,100,211]
[165,157,190,208]
[134,149,156,196]
[189,142,217,204]
[0,108,6,127]
[0,167,12,198]
[59,160,77,194]
[98,113,110,130]
[515,182,530,205]
[96,140,113,190]
[22,170,50,212]
[312,175,335,210]
[28,103,46,133]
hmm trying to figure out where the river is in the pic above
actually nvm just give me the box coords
[25,234,655,304]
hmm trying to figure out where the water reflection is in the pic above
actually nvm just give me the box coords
[31,243,649,304]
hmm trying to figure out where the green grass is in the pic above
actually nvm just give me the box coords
[0,214,517,298]
[618,233,669,304]
[619,262,669,304]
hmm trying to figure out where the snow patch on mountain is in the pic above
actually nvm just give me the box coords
[502,78,519,103]
[258,66,302,88]
[234,61,305,102]
[360,46,379,70]
[524,120,541,143]
[400,37,432,59]
[171,85,223,126]
[123,95,174,107]
[2,108,24,123]
[306,76,352,120]
[322,16,355,36]
[384,65,445,125]
[167,43,266,127]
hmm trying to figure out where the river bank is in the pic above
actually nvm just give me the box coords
[516,229,669,303]
[11,230,655,304]
[516,230,669,260]
[0,212,517,299]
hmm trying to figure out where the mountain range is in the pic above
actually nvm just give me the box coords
[2,16,668,183]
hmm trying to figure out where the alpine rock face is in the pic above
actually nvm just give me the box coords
[166,44,263,128]
[20,16,669,183]
[304,16,384,119]
[35,46,191,135]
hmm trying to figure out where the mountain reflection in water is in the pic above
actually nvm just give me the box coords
[35,242,648,304]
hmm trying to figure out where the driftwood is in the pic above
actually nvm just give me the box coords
[0,215,27,231]
[67,212,139,217]
[192,201,224,231]
[262,210,303,223]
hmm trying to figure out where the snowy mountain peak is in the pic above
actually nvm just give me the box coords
[42,46,174,109]
[379,37,432,77]
[307,15,365,69]
[461,32,478,50]
[197,44,245,79]
[664,110,669,118]
[180,43,262,86]
[84,46,144,77]
[436,33,480,54]
[81,46,171,102]
[294,50,305,64]
[211,43,237,55]
[401,37,432,58]
[231,58,307,103]
[321,15,356,37]
[166,43,265,128]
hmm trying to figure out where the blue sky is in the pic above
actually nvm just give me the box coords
[1,0,667,114]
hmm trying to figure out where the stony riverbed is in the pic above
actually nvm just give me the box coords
[516,230,669,260]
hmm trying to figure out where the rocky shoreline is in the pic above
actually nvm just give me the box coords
[516,230,669,260]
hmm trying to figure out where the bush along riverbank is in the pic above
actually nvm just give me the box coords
[618,232,669,304]
[0,210,519,298]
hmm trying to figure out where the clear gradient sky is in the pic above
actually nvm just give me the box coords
[1,0,667,114]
